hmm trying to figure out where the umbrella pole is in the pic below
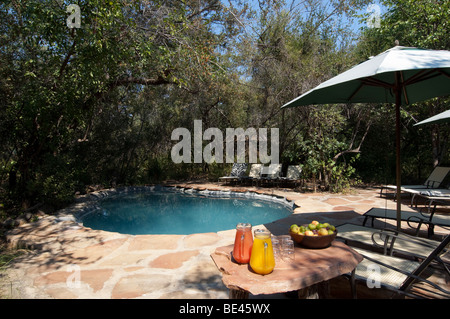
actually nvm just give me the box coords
[395,102,402,231]
[395,72,402,231]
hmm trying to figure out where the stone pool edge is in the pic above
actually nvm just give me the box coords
[55,184,298,231]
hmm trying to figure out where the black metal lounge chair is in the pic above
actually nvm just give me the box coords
[279,165,302,187]
[380,166,450,198]
[259,164,282,187]
[239,163,263,186]
[337,224,450,271]
[218,163,248,185]
[404,189,450,213]
[344,234,450,299]
[362,207,450,238]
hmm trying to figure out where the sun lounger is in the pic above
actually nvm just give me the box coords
[259,164,282,186]
[239,163,263,186]
[337,224,447,263]
[380,166,450,197]
[218,163,248,185]
[400,187,450,208]
[362,207,450,238]
[345,234,450,298]
[411,188,450,197]
[279,165,302,187]
[418,194,450,212]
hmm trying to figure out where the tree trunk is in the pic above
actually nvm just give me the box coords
[431,124,441,167]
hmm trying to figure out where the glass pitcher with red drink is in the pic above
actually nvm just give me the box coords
[232,223,253,264]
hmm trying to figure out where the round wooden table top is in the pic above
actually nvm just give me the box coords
[211,239,363,296]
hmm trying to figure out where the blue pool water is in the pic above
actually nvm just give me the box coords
[81,191,293,235]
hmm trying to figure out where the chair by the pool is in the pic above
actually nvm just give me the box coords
[345,234,450,298]
[416,193,450,213]
[240,163,263,185]
[401,186,450,208]
[337,224,449,271]
[362,207,450,238]
[380,166,450,197]
[279,165,302,187]
[260,164,282,186]
[218,163,248,185]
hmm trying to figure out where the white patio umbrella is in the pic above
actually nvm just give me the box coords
[282,46,450,230]
[414,109,450,126]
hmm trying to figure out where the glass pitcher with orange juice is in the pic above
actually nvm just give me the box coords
[250,229,275,275]
[232,223,253,264]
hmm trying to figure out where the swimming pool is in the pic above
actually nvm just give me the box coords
[79,188,294,235]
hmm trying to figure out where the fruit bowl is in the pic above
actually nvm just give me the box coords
[289,226,338,249]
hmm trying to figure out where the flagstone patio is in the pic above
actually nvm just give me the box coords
[1,182,448,299]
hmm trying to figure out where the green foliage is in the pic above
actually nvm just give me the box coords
[381,0,450,49]
[0,0,449,217]
[354,0,450,184]
[356,0,450,56]
[328,154,361,193]
[292,105,362,192]
[0,0,238,210]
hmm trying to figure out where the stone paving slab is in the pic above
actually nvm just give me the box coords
[1,184,448,299]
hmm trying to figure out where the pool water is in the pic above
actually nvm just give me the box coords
[81,192,293,235]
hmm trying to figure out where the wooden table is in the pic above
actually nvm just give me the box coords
[211,240,363,299]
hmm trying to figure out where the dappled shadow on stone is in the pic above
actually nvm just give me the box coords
[3,183,449,299]
[177,259,228,299]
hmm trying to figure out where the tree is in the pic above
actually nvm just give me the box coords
[234,0,372,190]
[355,0,450,181]
[0,0,245,208]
